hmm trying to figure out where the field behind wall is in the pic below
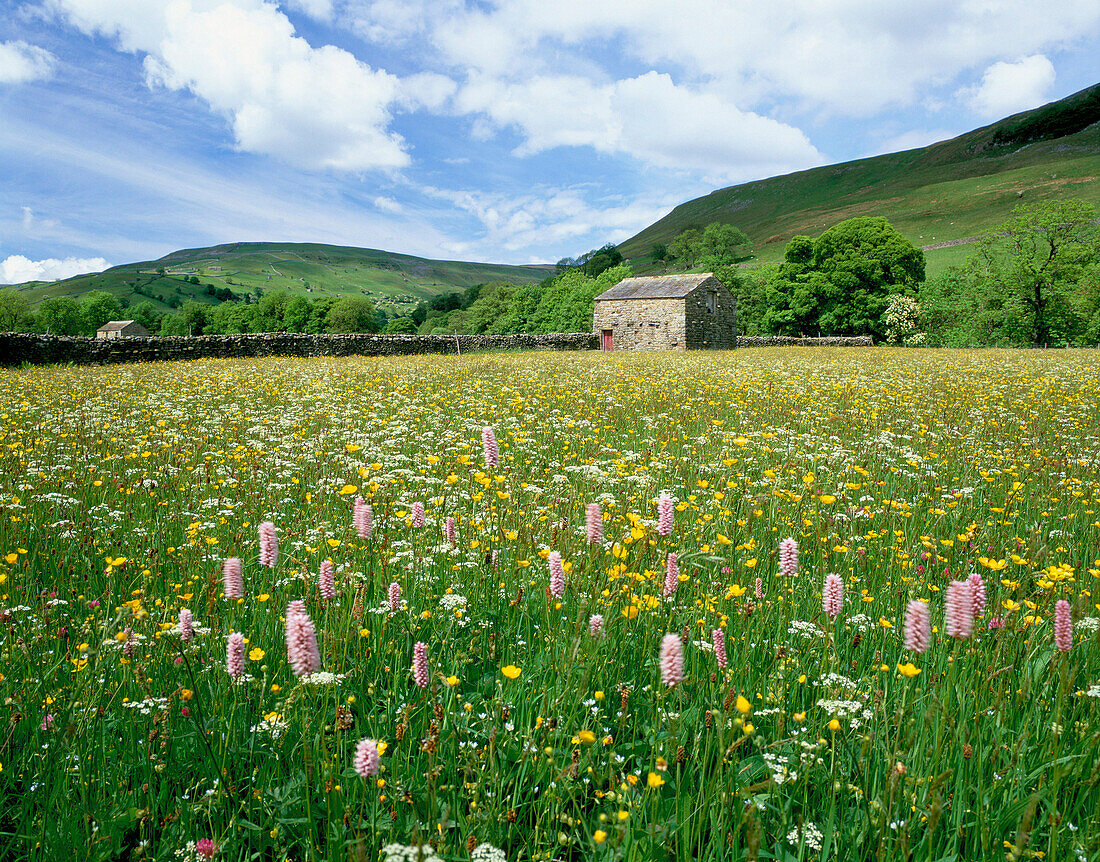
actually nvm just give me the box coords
[1,348,1099,862]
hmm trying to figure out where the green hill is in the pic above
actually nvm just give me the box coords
[619,83,1100,277]
[12,242,555,316]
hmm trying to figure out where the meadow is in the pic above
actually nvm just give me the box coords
[0,348,1098,862]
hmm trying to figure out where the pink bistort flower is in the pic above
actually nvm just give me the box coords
[663,553,680,598]
[179,608,194,643]
[822,573,844,619]
[388,581,402,613]
[482,426,499,468]
[411,502,425,528]
[779,537,798,577]
[445,516,456,546]
[549,551,565,599]
[354,738,381,778]
[258,521,278,569]
[285,600,321,677]
[712,628,728,669]
[945,580,974,639]
[657,494,674,537]
[586,503,603,545]
[903,600,930,653]
[1055,599,1073,652]
[353,497,373,539]
[226,632,245,679]
[222,557,243,600]
[319,560,335,602]
[659,633,684,688]
[412,641,429,689]
[589,613,604,637]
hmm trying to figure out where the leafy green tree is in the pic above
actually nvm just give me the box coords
[283,295,312,332]
[206,302,255,334]
[178,300,209,336]
[975,198,1100,345]
[461,282,521,333]
[128,301,163,334]
[383,317,418,334]
[36,296,83,335]
[80,290,122,334]
[306,297,337,333]
[764,218,923,339]
[489,281,546,333]
[700,222,752,268]
[0,289,31,331]
[529,263,632,332]
[326,296,378,333]
[254,290,290,332]
[582,244,623,278]
[669,228,703,268]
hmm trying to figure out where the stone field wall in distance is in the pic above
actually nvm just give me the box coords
[0,332,874,366]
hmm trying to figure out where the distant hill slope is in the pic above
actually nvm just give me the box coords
[619,82,1100,277]
[11,242,555,316]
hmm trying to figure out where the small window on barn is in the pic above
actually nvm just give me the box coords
[706,290,716,314]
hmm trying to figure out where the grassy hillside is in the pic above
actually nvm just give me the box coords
[620,83,1100,278]
[11,242,555,316]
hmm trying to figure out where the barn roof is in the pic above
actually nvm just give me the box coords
[594,273,718,301]
[97,320,137,332]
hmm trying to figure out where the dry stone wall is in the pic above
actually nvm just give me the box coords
[0,331,876,366]
[0,331,599,367]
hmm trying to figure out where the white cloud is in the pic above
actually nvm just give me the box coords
[454,72,823,182]
[0,254,110,284]
[423,182,685,258]
[377,0,1100,116]
[50,0,409,171]
[0,40,57,84]
[963,55,1057,121]
[281,0,333,22]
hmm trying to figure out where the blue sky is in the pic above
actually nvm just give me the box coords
[1,0,1099,282]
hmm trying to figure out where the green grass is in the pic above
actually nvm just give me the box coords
[621,82,1100,270]
[1,349,1098,862]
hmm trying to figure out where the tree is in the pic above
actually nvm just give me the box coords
[129,301,163,334]
[326,296,378,333]
[283,295,312,332]
[0,289,31,331]
[383,317,418,334]
[699,222,752,268]
[582,244,623,278]
[178,300,209,336]
[976,198,1100,345]
[80,290,122,334]
[764,217,924,339]
[669,228,703,268]
[254,290,290,332]
[36,296,82,335]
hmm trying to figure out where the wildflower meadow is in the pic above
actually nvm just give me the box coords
[1,347,1099,862]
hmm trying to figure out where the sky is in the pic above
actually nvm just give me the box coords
[1,0,1098,283]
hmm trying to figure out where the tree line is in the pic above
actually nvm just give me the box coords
[0,289,383,337]
[3,199,1097,345]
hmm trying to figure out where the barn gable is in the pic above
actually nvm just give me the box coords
[592,274,737,350]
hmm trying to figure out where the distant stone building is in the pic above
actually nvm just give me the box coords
[593,274,737,350]
[96,320,150,340]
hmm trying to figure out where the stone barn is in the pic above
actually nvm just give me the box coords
[592,274,737,350]
[95,320,150,339]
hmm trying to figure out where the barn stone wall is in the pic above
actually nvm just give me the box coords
[684,283,738,349]
[592,298,686,349]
